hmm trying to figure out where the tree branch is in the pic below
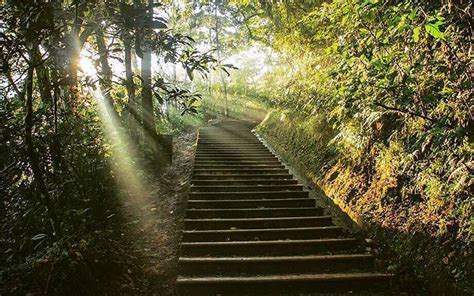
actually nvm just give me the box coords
[374,101,455,130]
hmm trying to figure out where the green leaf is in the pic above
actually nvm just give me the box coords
[325,42,338,55]
[376,29,383,39]
[413,26,421,42]
[425,23,444,39]
[341,15,348,25]
[155,93,163,104]
[408,9,417,20]
[31,234,47,241]
[185,67,194,81]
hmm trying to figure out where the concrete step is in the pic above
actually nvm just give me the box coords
[188,191,308,200]
[198,138,263,141]
[198,134,260,138]
[182,226,343,242]
[184,216,333,230]
[195,153,276,158]
[199,132,256,136]
[200,128,254,131]
[191,179,298,186]
[194,158,281,165]
[196,150,271,154]
[178,254,374,276]
[194,158,280,163]
[197,145,268,149]
[177,121,392,295]
[199,136,261,139]
[187,198,315,209]
[196,149,269,153]
[193,164,285,169]
[180,238,359,256]
[192,174,293,180]
[197,144,264,148]
[195,155,278,160]
[196,142,265,146]
[190,184,302,192]
[198,139,263,144]
[199,132,256,135]
[193,168,289,175]
[185,207,324,218]
[200,133,256,136]
[195,151,274,156]
[198,140,261,144]
[198,144,265,148]
[196,148,270,152]
[197,147,270,151]
[176,272,391,295]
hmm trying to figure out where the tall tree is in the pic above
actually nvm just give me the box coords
[214,0,228,117]
[124,34,136,128]
[140,0,155,141]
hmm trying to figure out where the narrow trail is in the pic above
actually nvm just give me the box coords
[176,120,392,295]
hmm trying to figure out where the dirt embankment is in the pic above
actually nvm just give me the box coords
[256,111,473,296]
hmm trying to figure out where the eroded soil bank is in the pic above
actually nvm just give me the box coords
[256,111,473,296]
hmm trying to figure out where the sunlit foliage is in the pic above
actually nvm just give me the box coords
[248,0,472,293]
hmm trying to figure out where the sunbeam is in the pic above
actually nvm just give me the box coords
[93,88,148,202]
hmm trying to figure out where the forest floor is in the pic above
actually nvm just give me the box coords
[2,124,202,296]
[5,131,198,296]
[116,131,196,295]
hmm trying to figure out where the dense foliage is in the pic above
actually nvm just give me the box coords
[236,0,473,293]
[0,0,225,294]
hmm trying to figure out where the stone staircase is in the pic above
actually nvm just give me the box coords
[176,121,392,295]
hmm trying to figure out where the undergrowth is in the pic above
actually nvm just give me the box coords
[257,110,473,295]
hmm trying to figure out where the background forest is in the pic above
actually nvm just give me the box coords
[1,0,472,295]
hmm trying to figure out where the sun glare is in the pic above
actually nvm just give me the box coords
[79,56,97,76]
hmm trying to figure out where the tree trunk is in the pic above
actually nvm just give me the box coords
[208,26,213,97]
[214,0,228,117]
[221,72,228,117]
[51,68,63,174]
[67,2,94,110]
[95,25,121,122]
[124,35,135,123]
[123,34,140,151]
[35,47,64,177]
[141,49,154,133]
[141,0,155,140]
[25,46,62,236]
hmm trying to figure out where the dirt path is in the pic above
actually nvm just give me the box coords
[119,131,196,295]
